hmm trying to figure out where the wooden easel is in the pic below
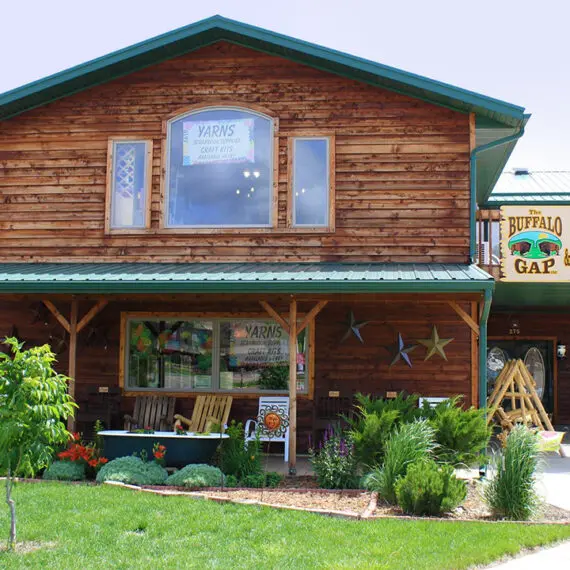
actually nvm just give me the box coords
[486,359,564,455]
[487,359,554,432]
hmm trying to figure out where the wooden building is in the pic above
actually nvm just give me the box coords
[0,16,528,472]
[477,170,570,426]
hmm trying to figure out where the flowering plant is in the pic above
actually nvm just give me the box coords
[309,426,359,489]
[152,443,167,466]
[175,424,187,435]
[129,426,155,434]
[58,432,108,476]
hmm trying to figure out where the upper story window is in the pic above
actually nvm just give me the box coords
[289,136,334,230]
[165,107,274,228]
[106,139,152,231]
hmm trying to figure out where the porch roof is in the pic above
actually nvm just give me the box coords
[0,263,493,294]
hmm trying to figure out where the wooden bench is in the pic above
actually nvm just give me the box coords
[124,395,176,431]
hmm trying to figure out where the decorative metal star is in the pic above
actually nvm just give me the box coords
[389,333,417,368]
[416,326,454,361]
[339,310,370,344]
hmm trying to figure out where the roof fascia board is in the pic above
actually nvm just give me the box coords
[0,280,493,295]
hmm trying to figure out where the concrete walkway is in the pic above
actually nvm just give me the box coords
[488,540,570,569]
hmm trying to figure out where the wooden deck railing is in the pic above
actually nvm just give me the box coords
[476,210,501,279]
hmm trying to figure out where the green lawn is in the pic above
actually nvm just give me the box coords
[1,483,569,569]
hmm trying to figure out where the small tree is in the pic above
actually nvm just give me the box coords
[0,338,76,550]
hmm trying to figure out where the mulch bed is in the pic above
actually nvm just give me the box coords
[139,476,570,523]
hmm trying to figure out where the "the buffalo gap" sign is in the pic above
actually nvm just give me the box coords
[500,205,570,281]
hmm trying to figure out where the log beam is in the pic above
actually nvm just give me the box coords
[448,301,480,336]
[297,301,328,334]
[43,300,71,333]
[259,301,290,334]
[77,300,108,334]
[68,299,78,432]
[288,297,297,475]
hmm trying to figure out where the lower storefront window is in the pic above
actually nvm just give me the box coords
[125,316,307,393]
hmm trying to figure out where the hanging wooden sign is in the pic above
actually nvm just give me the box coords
[500,206,570,281]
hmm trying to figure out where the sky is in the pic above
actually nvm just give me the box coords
[1,0,569,171]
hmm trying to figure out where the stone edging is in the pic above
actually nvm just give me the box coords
[103,482,570,525]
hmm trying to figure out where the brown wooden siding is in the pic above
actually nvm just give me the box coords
[0,294,475,448]
[0,42,470,263]
[488,312,570,424]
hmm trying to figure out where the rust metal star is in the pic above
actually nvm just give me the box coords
[416,326,454,361]
[339,310,370,344]
[389,333,417,368]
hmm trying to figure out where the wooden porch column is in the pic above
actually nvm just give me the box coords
[288,297,298,475]
[42,298,108,432]
[67,299,78,431]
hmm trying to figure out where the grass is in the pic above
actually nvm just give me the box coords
[1,483,569,569]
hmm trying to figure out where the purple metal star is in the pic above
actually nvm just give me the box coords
[389,333,417,368]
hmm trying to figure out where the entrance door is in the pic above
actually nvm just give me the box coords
[486,340,554,414]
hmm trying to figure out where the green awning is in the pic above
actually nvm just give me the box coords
[0,263,493,294]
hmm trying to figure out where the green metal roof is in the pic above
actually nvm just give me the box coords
[0,15,525,128]
[0,263,493,294]
[484,170,570,208]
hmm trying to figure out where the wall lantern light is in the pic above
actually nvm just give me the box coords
[557,343,567,359]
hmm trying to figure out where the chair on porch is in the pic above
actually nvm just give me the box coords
[245,396,290,462]
[312,395,353,447]
[124,395,176,431]
[174,394,233,433]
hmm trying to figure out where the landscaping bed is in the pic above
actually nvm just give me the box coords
[138,478,570,523]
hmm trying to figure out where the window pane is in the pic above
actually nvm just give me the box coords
[167,109,273,227]
[127,320,213,390]
[111,142,148,228]
[293,138,329,226]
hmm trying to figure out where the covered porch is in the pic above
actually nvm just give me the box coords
[0,262,493,473]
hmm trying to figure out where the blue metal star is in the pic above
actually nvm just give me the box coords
[389,333,417,368]
[339,311,370,344]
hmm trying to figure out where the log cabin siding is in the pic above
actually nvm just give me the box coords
[0,295,474,448]
[0,42,470,263]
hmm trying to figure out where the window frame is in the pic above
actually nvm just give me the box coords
[161,105,279,232]
[105,137,153,234]
[287,134,335,232]
[119,312,314,398]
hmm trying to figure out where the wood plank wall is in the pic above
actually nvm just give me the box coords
[0,42,471,263]
[488,312,570,424]
[0,295,474,448]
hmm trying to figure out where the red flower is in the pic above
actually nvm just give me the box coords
[154,452,164,460]
[88,459,98,468]
[99,457,108,464]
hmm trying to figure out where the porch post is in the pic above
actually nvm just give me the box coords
[479,289,493,411]
[68,298,78,431]
[288,297,297,475]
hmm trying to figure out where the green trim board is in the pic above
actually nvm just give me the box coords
[493,282,570,308]
[0,262,493,294]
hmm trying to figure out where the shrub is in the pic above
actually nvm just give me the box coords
[43,460,86,481]
[424,398,491,466]
[166,464,224,488]
[309,427,359,489]
[264,471,283,489]
[395,460,467,516]
[224,474,239,488]
[217,420,263,481]
[241,473,266,488]
[484,425,541,520]
[96,456,168,486]
[347,392,423,467]
[363,420,436,503]
[258,365,289,390]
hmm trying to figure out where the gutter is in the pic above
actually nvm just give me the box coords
[470,126,526,262]
[479,288,493,409]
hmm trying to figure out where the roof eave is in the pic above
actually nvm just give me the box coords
[0,15,526,127]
